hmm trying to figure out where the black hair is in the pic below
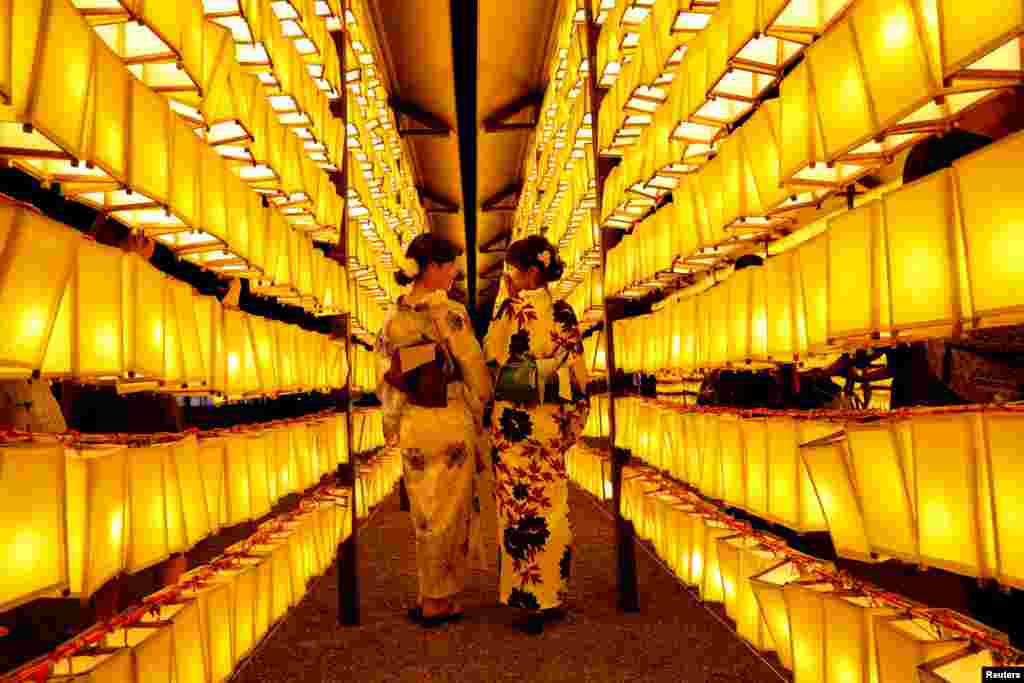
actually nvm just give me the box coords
[505,235,565,285]
[394,233,463,286]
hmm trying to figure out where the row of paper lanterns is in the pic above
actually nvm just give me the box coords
[567,443,1013,682]
[0,0,406,314]
[616,397,1024,588]
[30,450,400,682]
[0,412,350,612]
[620,460,1011,683]
[614,128,1024,370]
[3,0,346,240]
[0,204,348,397]
[46,497,352,683]
[601,0,1020,233]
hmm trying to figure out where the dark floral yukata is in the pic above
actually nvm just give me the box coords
[484,287,589,611]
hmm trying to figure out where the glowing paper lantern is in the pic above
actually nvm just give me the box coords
[801,431,875,562]
[750,559,809,670]
[983,411,1024,588]
[170,435,212,550]
[244,431,273,520]
[198,436,228,531]
[126,442,184,573]
[0,207,78,378]
[73,239,125,379]
[65,444,128,599]
[224,433,253,527]
[875,612,982,683]
[884,170,960,339]
[181,574,234,683]
[953,129,1024,329]
[716,534,779,651]
[764,417,830,533]
[845,422,916,551]
[0,440,67,611]
[912,413,994,578]
[122,253,166,380]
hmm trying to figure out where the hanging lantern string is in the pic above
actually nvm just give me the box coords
[0,470,366,683]
[621,459,1024,664]
[0,409,348,447]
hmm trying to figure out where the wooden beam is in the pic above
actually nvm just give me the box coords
[417,185,460,214]
[481,181,522,212]
[479,229,511,254]
[482,91,544,133]
[389,96,452,137]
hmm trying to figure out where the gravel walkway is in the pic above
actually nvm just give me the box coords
[234,478,784,683]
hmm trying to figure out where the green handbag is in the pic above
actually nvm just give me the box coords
[494,356,540,405]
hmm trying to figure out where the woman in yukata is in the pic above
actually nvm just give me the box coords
[376,233,493,627]
[484,235,590,634]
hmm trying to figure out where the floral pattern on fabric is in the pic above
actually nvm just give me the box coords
[485,288,590,611]
[377,292,493,600]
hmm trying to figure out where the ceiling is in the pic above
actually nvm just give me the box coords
[369,0,558,312]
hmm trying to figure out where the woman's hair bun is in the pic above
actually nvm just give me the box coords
[505,234,564,285]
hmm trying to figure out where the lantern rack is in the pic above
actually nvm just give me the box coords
[569,444,1024,671]
[0,453,399,683]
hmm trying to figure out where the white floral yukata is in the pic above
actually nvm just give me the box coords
[376,291,492,601]
[484,287,590,611]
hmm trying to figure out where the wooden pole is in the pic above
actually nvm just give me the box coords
[331,2,359,626]
[583,0,639,613]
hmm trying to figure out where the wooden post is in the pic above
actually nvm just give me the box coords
[331,2,359,626]
[583,1,639,613]
[337,314,359,626]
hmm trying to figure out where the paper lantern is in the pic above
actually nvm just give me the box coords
[697,515,735,603]
[718,414,746,508]
[0,440,67,611]
[170,434,212,550]
[170,279,206,387]
[826,200,883,346]
[101,611,176,683]
[953,129,1024,329]
[164,600,208,683]
[198,436,228,531]
[181,574,235,683]
[0,207,78,378]
[739,417,769,518]
[269,426,297,498]
[763,417,830,533]
[121,253,166,380]
[983,411,1024,588]
[65,444,128,599]
[875,612,986,683]
[71,239,125,378]
[716,534,780,651]
[223,433,253,527]
[840,421,918,561]
[245,431,274,520]
[750,559,808,670]
[161,281,185,388]
[883,170,960,339]
[801,431,876,562]
[126,442,184,573]
[912,413,995,578]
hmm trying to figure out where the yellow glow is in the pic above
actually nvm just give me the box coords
[109,509,124,543]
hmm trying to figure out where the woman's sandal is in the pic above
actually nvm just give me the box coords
[407,606,464,627]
